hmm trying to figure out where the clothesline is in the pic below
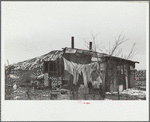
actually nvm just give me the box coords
[68,55,92,73]
[63,57,102,87]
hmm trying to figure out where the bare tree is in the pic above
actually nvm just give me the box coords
[110,33,129,56]
[83,32,137,99]
[84,32,137,59]
[126,42,137,60]
[84,32,104,53]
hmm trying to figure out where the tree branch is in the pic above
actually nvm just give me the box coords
[110,33,128,56]
[126,42,137,60]
[83,38,89,49]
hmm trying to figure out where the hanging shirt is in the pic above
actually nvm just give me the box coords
[90,65,101,88]
[85,63,95,83]
[72,62,84,85]
[73,69,79,85]
[91,71,99,81]
[81,66,88,87]
[63,57,74,75]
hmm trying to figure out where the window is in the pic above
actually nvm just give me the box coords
[124,65,128,76]
[44,62,48,73]
[117,66,121,75]
[121,66,123,74]
[50,63,53,71]
[44,61,57,73]
[49,62,56,72]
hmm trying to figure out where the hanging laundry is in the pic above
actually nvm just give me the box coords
[63,58,84,85]
[81,62,99,86]
[81,66,88,87]
[63,57,100,86]
[92,81,98,88]
[91,65,100,88]
[71,62,84,74]
[85,63,95,83]
[72,62,84,85]
[95,62,100,71]
[73,69,79,85]
[97,75,103,88]
[63,58,74,75]
[80,62,96,86]
[77,73,84,89]
[91,70,98,81]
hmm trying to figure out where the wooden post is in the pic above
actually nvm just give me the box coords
[117,64,120,100]
[61,57,63,90]
[48,63,50,89]
[113,61,116,92]
[118,82,120,100]
[128,64,130,88]
[103,61,107,98]
[56,61,58,89]
[123,63,125,90]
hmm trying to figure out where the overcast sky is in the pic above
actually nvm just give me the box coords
[2,2,148,70]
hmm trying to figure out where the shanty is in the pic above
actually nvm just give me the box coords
[5,37,144,100]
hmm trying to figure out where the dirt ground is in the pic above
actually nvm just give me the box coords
[105,88,146,100]
[5,86,146,100]
[5,86,103,100]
